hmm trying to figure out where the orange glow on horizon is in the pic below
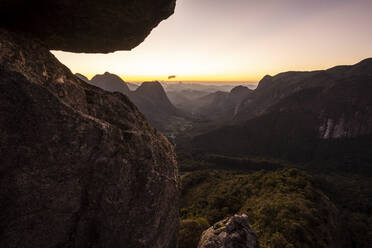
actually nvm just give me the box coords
[52,0,372,84]
[78,72,260,84]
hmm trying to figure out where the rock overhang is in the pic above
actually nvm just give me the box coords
[0,0,176,53]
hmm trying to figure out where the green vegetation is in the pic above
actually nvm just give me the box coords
[314,174,372,248]
[178,154,288,172]
[180,169,349,248]
[179,218,210,248]
[176,132,372,248]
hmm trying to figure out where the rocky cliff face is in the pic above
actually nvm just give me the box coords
[235,59,372,132]
[191,59,372,173]
[234,58,372,139]
[0,0,176,53]
[198,215,259,248]
[0,0,179,246]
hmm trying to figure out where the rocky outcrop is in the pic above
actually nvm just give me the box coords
[198,215,259,248]
[0,25,179,248]
[0,0,176,53]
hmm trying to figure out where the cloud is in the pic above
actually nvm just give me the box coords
[168,75,176,80]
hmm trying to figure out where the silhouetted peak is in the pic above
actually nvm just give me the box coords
[90,72,130,94]
[140,81,162,87]
[92,71,122,79]
[230,85,252,95]
[130,81,179,125]
[136,81,165,94]
[261,75,273,81]
[91,72,125,83]
[256,75,273,90]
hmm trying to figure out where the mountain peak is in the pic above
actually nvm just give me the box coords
[136,81,165,93]
[90,72,130,94]
[256,75,273,90]
[230,85,252,95]
[139,81,163,87]
[130,81,180,129]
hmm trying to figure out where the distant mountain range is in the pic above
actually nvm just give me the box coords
[167,85,253,122]
[163,82,252,93]
[187,58,372,174]
[196,85,254,120]
[75,72,188,134]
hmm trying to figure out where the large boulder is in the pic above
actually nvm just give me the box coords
[0,27,179,248]
[198,215,259,248]
[0,0,176,53]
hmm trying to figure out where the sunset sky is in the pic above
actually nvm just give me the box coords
[52,0,372,83]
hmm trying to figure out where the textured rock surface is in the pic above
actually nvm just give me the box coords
[198,214,259,248]
[0,28,179,248]
[0,0,176,53]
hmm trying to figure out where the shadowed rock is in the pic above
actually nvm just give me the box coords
[0,25,179,248]
[0,0,176,53]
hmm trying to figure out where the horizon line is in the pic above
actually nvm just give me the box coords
[77,73,260,84]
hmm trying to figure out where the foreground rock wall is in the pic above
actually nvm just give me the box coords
[0,28,179,248]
